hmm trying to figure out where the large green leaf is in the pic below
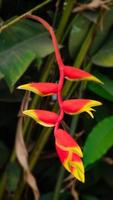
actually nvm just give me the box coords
[92,30,113,67]
[68,14,91,58]
[0,19,54,90]
[87,71,113,101]
[83,115,113,168]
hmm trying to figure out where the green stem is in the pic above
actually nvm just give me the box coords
[0,0,51,32]
[56,0,75,41]
[52,167,65,200]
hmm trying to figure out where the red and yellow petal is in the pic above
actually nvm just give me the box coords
[23,109,58,127]
[55,129,85,182]
[55,129,83,157]
[63,99,102,118]
[64,66,102,83]
[17,82,58,96]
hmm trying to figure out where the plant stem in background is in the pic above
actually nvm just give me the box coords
[0,0,51,32]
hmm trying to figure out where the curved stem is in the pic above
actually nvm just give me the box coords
[26,15,63,68]
[54,62,64,134]
[26,14,65,134]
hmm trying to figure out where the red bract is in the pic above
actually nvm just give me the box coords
[23,110,58,127]
[18,82,58,96]
[55,129,85,182]
[64,66,102,83]
[63,99,102,118]
[18,15,103,183]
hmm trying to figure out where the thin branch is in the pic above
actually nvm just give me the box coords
[0,0,51,32]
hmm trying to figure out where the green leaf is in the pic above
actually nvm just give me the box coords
[68,14,91,58]
[0,19,54,90]
[90,8,113,55]
[92,30,113,67]
[7,163,21,192]
[83,115,113,168]
[87,71,113,101]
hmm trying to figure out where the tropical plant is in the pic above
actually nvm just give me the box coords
[0,1,113,200]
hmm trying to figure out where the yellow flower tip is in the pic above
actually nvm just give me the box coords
[17,84,31,90]
[72,161,85,183]
[23,110,35,118]
[89,100,103,107]
[86,110,94,118]
[89,75,103,84]
[83,100,102,118]
[22,110,40,124]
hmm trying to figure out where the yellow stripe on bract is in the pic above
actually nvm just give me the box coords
[65,75,103,84]
[23,110,55,127]
[69,146,83,157]
[71,161,85,183]
[17,84,43,96]
[63,151,72,172]
[37,119,55,127]
[56,142,83,157]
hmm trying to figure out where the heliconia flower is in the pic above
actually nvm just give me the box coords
[17,82,58,96]
[55,129,85,182]
[23,109,58,127]
[63,99,102,118]
[64,66,102,83]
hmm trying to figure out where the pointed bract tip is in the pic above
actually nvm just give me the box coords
[89,75,103,84]
[17,84,30,90]
[72,161,85,183]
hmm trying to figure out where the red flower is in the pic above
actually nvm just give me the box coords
[55,129,85,182]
